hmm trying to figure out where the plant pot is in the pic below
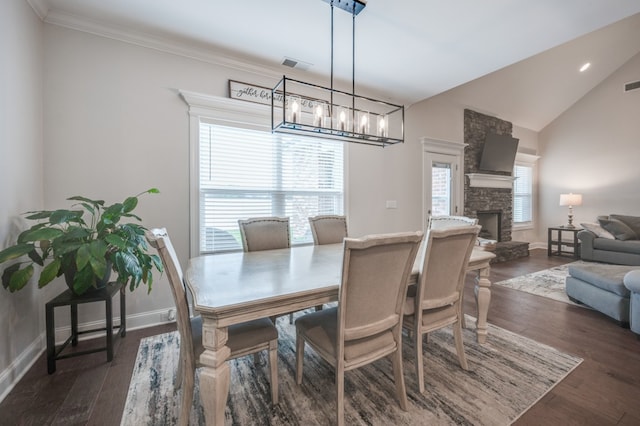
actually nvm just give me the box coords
[63,261,113,296]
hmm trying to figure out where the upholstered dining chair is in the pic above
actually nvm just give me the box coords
[427,215,479,329]
[295,231,423,426]
[308,215,348,245]
[146,228,279,426]
[403,225,480,393]
[238,216,297,323]
[238,216,291,252]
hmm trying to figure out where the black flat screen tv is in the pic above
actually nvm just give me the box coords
[479,134,519,173]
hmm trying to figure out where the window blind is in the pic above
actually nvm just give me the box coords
[199,123,344,253]
[513,165,532,223]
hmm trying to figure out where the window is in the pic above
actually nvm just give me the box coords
[198,123,344,253]
[513,164,533,224]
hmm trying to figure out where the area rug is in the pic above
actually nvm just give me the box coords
[493,261,589,305]
[121,314,582,426]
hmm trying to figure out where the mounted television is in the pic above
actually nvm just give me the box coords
[479,133,519,173]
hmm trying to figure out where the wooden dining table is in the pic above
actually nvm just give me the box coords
[185,242,495,425]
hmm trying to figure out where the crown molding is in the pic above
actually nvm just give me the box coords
[43,10,285,81]
[26,0,49,20]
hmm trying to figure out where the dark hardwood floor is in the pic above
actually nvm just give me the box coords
[1,249,639,425]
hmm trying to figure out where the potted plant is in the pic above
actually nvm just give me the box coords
[0,188,163,295]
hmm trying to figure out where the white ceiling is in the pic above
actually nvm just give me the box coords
[34,0,640,130]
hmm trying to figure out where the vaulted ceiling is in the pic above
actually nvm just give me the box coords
[33,0,640,130]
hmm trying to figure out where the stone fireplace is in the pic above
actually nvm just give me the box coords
[463,109,529,263]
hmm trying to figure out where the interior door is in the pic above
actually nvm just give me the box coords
[423,152,461,229]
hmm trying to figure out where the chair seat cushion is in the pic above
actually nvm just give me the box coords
[191,316,278,357]
[295,307,396,364]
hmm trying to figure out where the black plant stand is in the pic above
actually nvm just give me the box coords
[45,282,126,374]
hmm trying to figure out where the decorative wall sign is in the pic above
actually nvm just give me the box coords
[228,80,321,114]
[229,80,282,106]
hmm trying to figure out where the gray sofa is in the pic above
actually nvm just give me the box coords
[578,214,640,266]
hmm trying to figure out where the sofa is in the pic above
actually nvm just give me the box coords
[578,214,640,266]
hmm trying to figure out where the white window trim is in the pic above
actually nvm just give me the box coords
[179,89,347,256]
[512,152,540,231]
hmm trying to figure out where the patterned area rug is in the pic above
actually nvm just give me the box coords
[493,261,589,305]
[121,315,582,426]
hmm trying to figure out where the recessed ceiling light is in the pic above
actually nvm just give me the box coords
[579,62,591,72]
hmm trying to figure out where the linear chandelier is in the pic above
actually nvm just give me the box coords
[271,0,404,147]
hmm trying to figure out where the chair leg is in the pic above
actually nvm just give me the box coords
[178,371,194,426]
[268,340,279,404]
[296,331,305,384]
[315,304,323,311]
[253,352,261,365]
[336,364,345,426]
[453,319,469,370]
[175,345,185,388]
[391,346,408,411]
[289,313,294,324]
[415,327,425,393]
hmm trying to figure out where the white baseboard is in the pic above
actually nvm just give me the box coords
[0,335,45,403]
[529,242,546,250]
[0,308,175,404]
[53,307,175,344]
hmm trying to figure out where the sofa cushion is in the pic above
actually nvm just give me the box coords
[610,214,640,237]
[599,218,638,241]
[580,222,615,239]
[593,238,640,254]
[568,264,636,297]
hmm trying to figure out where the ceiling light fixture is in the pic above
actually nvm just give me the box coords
[271,0,404,147]
[579,62,591,72]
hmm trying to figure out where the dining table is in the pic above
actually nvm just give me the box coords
[185,242,495,425]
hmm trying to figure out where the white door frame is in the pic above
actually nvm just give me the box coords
[421,138,467,231]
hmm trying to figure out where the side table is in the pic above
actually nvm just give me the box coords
[548,226,582,259]
[45,282,126,374]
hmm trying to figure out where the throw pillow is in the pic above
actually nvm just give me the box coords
[610,214,640,237]
[580,222,615,239]
[598,218,638,241]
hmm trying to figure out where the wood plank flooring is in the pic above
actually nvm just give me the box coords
[1,249,639,425]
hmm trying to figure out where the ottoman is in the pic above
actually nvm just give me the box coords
[565,263,637,326]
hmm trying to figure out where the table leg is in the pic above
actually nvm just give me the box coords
[199,319,231,426]
[474,264,492,344]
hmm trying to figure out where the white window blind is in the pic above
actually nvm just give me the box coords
[199,123,344,253]
[513,164,532,223]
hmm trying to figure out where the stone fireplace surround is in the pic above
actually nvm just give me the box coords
[463,109,529,263]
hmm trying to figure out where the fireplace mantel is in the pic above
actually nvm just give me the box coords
[466,173,517,189]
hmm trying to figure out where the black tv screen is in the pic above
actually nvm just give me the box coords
[479,134,519,173]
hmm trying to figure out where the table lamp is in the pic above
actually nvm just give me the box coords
[559,193,582,228]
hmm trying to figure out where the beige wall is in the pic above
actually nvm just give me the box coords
[538,52,640,232]
[0,0,45,399]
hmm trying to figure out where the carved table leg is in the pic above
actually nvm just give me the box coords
[474,263,492,344]
[199,318,231,426]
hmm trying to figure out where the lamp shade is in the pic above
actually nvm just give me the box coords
[559,193,582,207]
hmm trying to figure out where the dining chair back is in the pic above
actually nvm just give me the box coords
[238,217,290,252]
[295,231,423,426]
[308,215,348,245]
[404,225,480,393]
[146,228,279,426]
[428,215,478,229]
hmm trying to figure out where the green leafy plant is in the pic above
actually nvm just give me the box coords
[0,188,163,295]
